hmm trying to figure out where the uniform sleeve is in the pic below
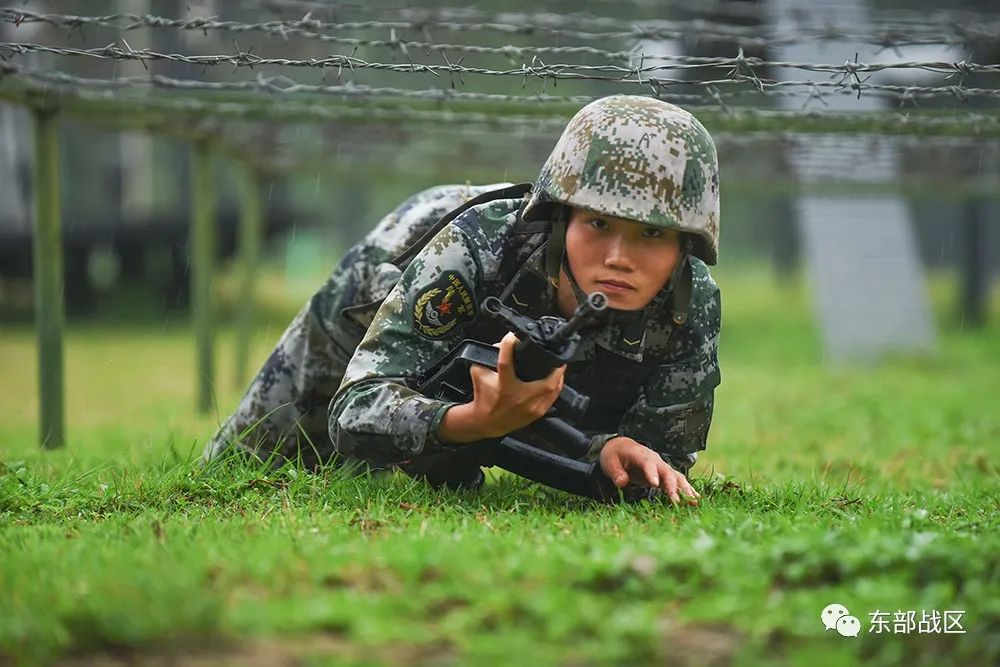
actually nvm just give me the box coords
[328,222,483,466]
[586,284,722,474]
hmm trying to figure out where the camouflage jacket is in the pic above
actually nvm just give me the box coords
[329,185,722,472]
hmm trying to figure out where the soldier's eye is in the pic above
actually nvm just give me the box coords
[588,219,609,231]
[642,228,663,238]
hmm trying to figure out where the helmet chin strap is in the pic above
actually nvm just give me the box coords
[545,207,694,321]
[544,207,569,290]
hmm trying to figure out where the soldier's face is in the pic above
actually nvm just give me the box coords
[563,207,681,311]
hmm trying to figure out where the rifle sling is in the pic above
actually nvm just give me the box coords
[389,183,533,269]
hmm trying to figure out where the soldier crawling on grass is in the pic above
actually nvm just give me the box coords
[205,96,721,504]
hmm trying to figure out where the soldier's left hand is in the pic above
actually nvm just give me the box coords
[599,436,700,505]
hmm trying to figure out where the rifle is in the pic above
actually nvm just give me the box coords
[418,292,624,501]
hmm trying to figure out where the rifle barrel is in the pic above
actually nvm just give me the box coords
[550,292,608,345]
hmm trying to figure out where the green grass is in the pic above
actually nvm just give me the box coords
[1,265,998,666]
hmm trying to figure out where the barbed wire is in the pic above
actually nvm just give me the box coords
[2,40,999,88]
[385,3,1000,30]
[3,8,1000,54]
[0,11,636,64]
[248,0,1000,36]
[1,7,999,139]
[2,3,998,185]
[3,69,999,139]
[4,62,1000,108]
[249,0,766,22]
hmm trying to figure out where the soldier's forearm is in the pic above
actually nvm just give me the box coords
[328,380,456,464]
[436,402,488,444]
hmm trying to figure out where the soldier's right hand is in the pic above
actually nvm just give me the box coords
[473,332,567,436]
[437,332,565,443]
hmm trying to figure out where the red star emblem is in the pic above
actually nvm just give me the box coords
[437,300,452,315]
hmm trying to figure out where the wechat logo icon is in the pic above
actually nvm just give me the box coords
[822,603,861,638]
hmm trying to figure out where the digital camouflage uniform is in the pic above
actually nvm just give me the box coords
[203,182,512,469]
[206,95,722,490]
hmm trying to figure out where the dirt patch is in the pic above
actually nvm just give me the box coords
[660,619,743,667]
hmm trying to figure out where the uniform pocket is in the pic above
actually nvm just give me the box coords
[643,356,721,408]
[622,356,720,458]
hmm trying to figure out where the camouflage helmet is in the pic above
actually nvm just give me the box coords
[523,95,720,265]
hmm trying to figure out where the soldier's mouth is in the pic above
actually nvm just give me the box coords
[596,279,636,293]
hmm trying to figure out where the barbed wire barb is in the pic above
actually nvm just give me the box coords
[800,82,830,110]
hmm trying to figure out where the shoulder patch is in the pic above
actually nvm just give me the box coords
[413,272,477,339]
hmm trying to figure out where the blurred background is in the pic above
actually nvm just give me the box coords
[0,0,997,459]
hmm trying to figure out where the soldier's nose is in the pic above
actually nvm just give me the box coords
[604,238,636,271]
